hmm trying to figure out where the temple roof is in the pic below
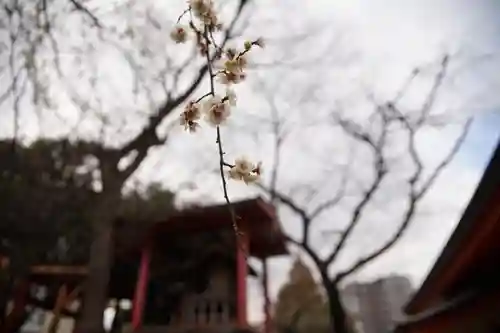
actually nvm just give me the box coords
[148,196,288,259]
[403,139,500,315]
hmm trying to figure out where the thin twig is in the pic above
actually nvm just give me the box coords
[216,127,241,237]
[177,8,190,24]
[195,92,212,103]
[203,17,243,246]
[68,0,102,28]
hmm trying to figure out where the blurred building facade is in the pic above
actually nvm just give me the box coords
[342,275,414,333]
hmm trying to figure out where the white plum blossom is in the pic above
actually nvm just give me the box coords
[228,157,261,184]
[170,25,188,44]
[189,0,217,26]
[173,2,263,187]
[203,95,231,126]
[217,71,246,85]
[180,101,201,132]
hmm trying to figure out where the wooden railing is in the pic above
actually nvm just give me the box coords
[127,298,237,333]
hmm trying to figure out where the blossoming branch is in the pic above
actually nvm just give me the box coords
[171,0,264,233]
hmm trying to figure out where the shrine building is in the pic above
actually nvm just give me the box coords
[26,197,288,333]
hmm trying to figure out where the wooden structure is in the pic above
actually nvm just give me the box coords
[128,197,287,333]
[13,197,286,333]
[395,141,500,333]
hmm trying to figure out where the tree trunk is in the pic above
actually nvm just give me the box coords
[74,192,118,333]
[320,271,349,333]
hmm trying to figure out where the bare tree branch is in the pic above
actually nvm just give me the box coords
[324,112,388,265]
[284,234,326,272]
[416,55,449,126]
[309,170,348,220]
[68,0,102,28]
[256,183,309,223]
[416,117,473,198]
[334,116,472,282]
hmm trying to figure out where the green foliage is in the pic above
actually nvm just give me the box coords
[118,182,176,223]
[273,257,330,333]
[0,139,177,269]
[0,139,96,269]
[114,182,177,256]
[0,138,177,323]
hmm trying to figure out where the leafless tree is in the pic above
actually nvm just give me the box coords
[256,55,473,333]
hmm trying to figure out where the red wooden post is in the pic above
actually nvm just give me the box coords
[236,232,248,327]
[262,258,271,333]
[132,241,152,331]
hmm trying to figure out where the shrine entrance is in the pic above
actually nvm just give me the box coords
[127,198,288,333]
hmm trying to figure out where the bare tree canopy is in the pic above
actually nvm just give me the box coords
[251,55,475,333]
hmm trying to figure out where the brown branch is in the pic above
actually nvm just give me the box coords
[119,147,149,181]
[324,114,388,265]
[284,234,326,271]
[416,55,449,126]
[0,75,17,107]
[324,159,385,265]
[119,0,247,160]
[216,126,241,236]
[334,118,472,282]
[68,0,102,28]
[334,189,417,283]
[416,117,473,198]
[116,0,248,181]
[332,114,377,149]
[393,68,420,104]
[309,170,348,220]
[256,180,318,245]
[256,183,309,223]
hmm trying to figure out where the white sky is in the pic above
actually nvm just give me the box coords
[2,0,500,326]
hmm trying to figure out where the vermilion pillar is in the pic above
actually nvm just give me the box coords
[236,232,249,327]
[262,258,271,333]
[132,240,152,331]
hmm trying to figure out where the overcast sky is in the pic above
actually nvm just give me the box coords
[2,0,500,327]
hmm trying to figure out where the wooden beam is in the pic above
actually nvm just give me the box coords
[30,265,88,276]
